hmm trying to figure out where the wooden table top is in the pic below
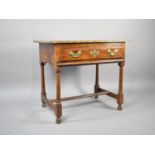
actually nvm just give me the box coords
[34,40,126,44]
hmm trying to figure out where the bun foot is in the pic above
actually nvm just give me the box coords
[117,105,122,111]
[56,118,61,124]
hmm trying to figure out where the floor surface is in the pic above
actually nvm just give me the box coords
[0,82,155,135]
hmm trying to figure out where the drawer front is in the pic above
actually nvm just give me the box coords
[60,43,125,61]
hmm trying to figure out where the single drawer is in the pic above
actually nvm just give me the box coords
[60,44,125,61]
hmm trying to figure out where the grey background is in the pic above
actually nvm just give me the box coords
[0,19,155,134]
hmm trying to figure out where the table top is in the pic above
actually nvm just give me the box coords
[34,40,126,44]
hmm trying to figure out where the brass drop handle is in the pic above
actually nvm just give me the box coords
[90,49,100,57]
[107,49,118,56]
[69,50,82,58]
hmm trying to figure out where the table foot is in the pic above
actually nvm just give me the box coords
[41,98,46,107]
[42,103,46,107]
[117,105,122,111]
[94,95,98,99]
[56,118,61,124]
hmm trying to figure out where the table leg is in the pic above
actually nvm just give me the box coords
[94,64,100,98]
[40,62,46,107]
[117,62,124,111]
[55,67,62,124]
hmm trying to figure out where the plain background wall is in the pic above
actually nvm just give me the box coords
[0,19,155,134]
[1,20,155,94]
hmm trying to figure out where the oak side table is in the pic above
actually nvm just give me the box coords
[34,40,125,124]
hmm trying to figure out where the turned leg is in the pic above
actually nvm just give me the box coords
[55,67,62,124]
[117,62,124,111]
[94,64,100,98]
[40,62,46,107]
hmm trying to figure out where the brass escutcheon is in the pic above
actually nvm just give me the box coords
[107,49,118,56]
[69,50,82,58]
[90,49,100,57]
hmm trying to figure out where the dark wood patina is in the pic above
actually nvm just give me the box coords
[34,40,125,124]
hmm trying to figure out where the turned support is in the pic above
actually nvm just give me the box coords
[55,67,62,124]
[94,64,100,98]
[117,62,124,111]
[40,62,47,107]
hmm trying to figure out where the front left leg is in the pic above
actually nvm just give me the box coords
[55,67,62,124]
